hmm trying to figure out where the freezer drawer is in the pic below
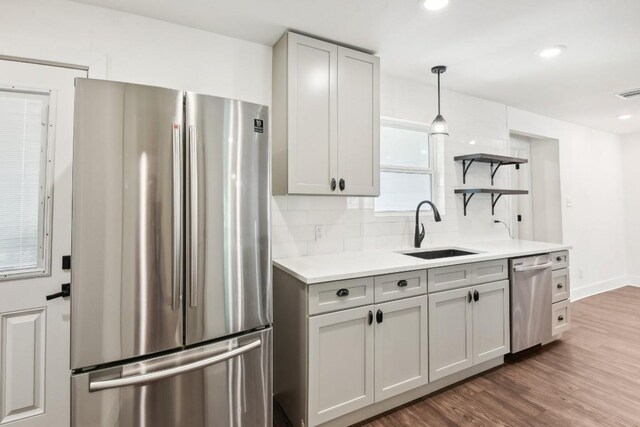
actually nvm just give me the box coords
[72,328,272,427]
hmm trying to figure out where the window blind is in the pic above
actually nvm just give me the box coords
[0,90,49,273]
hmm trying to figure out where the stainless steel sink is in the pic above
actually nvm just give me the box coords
[403,248,478,260]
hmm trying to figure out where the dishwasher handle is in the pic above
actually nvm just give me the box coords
[513,261,553,272]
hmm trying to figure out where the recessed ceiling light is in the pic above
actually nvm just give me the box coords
[537,45,566,59]
[618,114,632,120]
[469,140,477,145]
[421,0,449,11]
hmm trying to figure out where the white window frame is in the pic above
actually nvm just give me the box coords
[375,116,438,214]
[0,84,56,281]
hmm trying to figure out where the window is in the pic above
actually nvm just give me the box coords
[375,118,435,212]
[0,89,51,276]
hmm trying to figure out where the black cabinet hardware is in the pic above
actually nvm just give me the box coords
[397,279,408,288]
[558,315,564,321]
[336,288,349,297]
[468,291,472,303]
[368,310,373,326]
[517,214,522,222]
[330,178,337,191]
[454,153,527,185]
[62,255,71,270]
[46,283,70,301]
[376,309,383,324]
[473,290,479,302]
[339,178,346,191]
[557,283,563,289]
[556,256,562,262]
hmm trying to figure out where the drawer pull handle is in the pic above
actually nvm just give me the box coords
[376,309,383,324]
[336,288,349,297]
[556,256,563,262]
[397,280,408,288]
[557,283,563,289]
[558,315,564,321]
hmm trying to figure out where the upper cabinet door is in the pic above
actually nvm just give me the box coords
[286,33,338,194]
[337,46,380,196]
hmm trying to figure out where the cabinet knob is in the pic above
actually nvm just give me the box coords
[397,279,408,288]
[473,290,479,302]
[330,178,337,191]
[368,310,373,326]
[376,309,383,324]
[468,291,472,303]
[557,283,563,289]
[336,288,349,297]
[339,178,346,191]
[558,315,564,321]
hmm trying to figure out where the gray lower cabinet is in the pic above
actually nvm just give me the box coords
[374,296,428,402]
[429,280,510,381]
[308,306,375,426]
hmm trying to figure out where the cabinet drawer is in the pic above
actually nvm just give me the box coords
[472,259,508,284]
[552,268,570,303]
[552,300,570,336]
[308,277,374,315]
[374,270,427,303]
[428,264,472,293]
[551,251,569,270]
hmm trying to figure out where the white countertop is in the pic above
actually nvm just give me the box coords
[273,239,571,284]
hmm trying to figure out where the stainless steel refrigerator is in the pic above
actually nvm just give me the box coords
[70,79,271,427]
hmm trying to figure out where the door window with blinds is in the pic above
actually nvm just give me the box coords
[375,118,434,212]
[0,88,52,278]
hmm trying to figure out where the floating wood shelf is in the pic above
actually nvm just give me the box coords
[454,188,529,216]
[454,153,528,185]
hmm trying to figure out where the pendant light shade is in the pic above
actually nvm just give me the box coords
[430,65,448,136]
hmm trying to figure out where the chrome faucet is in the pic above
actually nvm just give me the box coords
[415,200,442,248]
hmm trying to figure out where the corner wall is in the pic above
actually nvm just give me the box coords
[622,133,640,285]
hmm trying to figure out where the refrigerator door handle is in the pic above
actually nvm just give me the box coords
[89,338,262,392]
[172,123,182,311]
[513,262,553,272]
[188,125,198,308]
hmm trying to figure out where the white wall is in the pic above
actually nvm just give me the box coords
[0,0,629,299]
[622,133,640,282]
[0,0,272,106]
[508,108,627,299]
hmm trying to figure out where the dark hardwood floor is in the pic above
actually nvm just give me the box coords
[275,286,640,426]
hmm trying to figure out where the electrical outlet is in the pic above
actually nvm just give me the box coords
[566,197,573,207]
[578,268,584,279]
[315,225,326,241]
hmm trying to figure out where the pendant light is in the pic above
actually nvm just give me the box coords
[430,65,449,136]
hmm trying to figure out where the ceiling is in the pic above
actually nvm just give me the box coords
[72,0,640,135]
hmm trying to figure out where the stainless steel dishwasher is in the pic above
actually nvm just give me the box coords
[509,254,553,353]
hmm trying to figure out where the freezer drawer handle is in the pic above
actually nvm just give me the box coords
[188,125,198,308]
[513,262,553,272]
[88,338,262,392]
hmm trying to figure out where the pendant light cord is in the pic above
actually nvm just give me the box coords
[437,71,441,115]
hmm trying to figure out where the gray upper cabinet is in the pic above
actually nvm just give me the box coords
[272,32,380,196]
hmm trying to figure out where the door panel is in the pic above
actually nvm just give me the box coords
[308,306,374,426]
[473,281,510,364]
[287,32,338,194]
[72,328,271,427]
[428,287,473,381]
[72,79,184,369]
[374,296,428,402]
[337,46,380,196]
[185,94,271,345]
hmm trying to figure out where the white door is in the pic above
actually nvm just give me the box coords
[509,134,533,240]
[308,305,374,426]
[0,60,85,426]
[287,32,338,195]
[428,287,473,381]
[472,280,510,364]
[336,46,380,196]
[374,296,428,402]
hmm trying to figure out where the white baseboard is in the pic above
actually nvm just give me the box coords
[571,276,638,301]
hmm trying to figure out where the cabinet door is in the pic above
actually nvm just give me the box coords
[428,287,473,381]
[308,306,374,426]
[336,46,380,196]
[287,33,338,194]
[472,280,510,364]
[374,296,428,402]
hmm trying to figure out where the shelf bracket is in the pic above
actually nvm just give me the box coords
[491,193,503,215]
[490,161,504,186]
[462,159,475,184]
[463,193,475,216]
